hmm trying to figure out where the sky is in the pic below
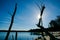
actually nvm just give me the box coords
[0,0,60,30]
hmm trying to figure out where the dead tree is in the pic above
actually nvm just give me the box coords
[15,32,17,40]
[5,3,17,40]
[35,1,60,40]
[37,25,60,40]
[35,2,45,40]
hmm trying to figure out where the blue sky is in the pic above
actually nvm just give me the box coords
[0,0,60,30]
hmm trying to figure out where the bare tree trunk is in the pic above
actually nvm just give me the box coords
[15,32,17,40]
[5,3,17,40]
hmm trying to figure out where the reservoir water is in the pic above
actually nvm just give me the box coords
[0,32,41,40]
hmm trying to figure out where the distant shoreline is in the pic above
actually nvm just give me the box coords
[0,29,60,32]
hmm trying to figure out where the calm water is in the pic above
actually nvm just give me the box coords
[0,32,41,40]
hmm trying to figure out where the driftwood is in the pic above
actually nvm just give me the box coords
[35,1,60,40]
[37,5,59,40]
[5,3,17,40]
[37,24,60,40]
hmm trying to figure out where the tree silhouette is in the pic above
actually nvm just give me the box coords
[49,20,58,27]
[34,1,59,40]
[49,16,60,31]
[5,3,17,40]
[56,16,60,26]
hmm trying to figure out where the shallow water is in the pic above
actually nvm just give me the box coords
[0,32,41,40]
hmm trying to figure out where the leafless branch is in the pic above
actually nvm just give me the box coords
[5,3,17,40]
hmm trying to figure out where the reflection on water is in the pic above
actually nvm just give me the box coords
[0,32,41,40]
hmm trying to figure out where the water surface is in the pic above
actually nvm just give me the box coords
[0,32,41,40]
